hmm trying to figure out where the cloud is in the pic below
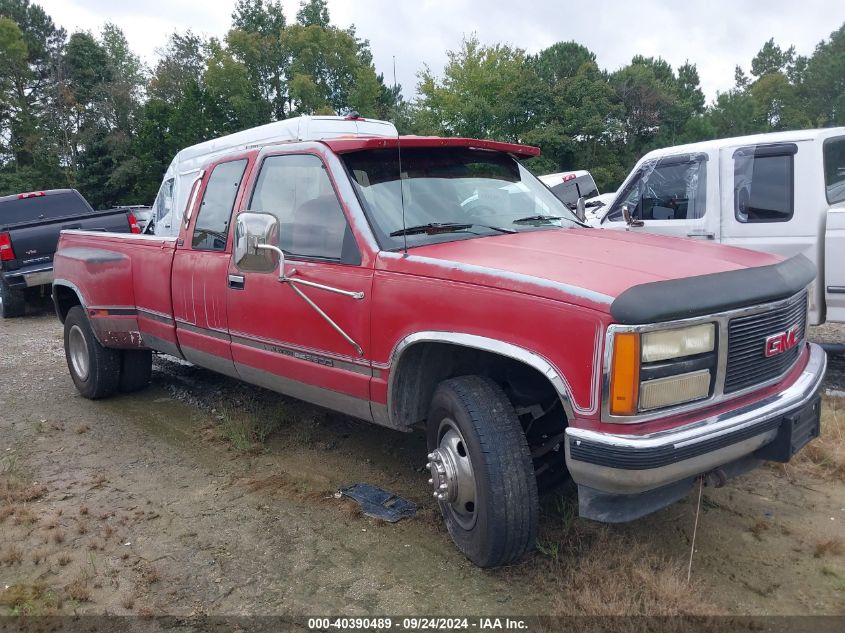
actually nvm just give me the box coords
[35,0,845,103]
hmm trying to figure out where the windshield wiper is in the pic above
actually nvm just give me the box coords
[512,215,563,225]
[390,222,516,237]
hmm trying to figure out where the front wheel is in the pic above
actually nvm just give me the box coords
[426,376,539,567]
[64,306,121,399]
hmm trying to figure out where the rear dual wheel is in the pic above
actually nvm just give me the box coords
[64,306,152,399]
[426,376,539,568]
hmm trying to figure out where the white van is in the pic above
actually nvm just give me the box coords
[590,128,845,325]
[150,115,398,236]
[539,170,600,211]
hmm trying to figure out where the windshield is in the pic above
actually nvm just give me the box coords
[341,147,581,250]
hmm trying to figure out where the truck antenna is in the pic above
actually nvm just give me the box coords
[393,55,408,257]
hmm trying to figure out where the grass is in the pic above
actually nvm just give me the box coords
[501,489,718,618]
[815,538,845,558]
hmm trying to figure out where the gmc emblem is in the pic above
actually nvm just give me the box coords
[764,325,801,357]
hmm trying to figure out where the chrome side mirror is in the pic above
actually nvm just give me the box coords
[575,196,587,222]
[622,205,644,228]
[234,211,283,276]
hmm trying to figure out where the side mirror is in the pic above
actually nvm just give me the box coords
[622,205,644,228]
[575,196,587,222]
[234,211,283,276]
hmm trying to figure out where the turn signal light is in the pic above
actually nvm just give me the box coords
[609,332,640,416]
[0,232,15,261]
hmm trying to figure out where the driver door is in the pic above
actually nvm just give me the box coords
[601,153,720,242]
[226,151,374,420]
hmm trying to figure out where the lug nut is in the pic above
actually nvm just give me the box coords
[428,478,433,484]
[425,462,431,468]
[439,483,447,490]
[427,452,435,460]
[432,491,439,498]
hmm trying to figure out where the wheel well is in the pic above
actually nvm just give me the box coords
[391,342,564,427]
[391,342,570,490]
[53,285,82,322]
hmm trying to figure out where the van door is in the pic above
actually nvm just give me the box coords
[600,152,719,242]
[823,136,845,322]
[720,141,823,323]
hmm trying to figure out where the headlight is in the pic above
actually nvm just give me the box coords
[641,323,715,362]
[608,323,716,418]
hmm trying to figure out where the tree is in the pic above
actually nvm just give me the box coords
[798,24,845,125]
[296,0,329,28]
[416,35,539,141]
[750,38,795,78]
[228,0,287,119]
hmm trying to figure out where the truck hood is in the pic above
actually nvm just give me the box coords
[376,228,784,313]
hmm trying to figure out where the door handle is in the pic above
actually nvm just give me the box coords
[228,274,245,290]
[687,231,715,239]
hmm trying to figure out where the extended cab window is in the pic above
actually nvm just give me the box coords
[249,154,358,263]
[192,159,247,250]
[733,144,795,223]
[824,137,845,205]
[605,154,707,222]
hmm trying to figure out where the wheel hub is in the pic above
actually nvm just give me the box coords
[68,324,90,381]
[427,422,477,528]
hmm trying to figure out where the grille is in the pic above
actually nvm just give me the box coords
[724,291,808,394]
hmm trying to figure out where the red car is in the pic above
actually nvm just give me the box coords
[52,126,826,567]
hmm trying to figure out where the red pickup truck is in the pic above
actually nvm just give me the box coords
[52,125,827,567]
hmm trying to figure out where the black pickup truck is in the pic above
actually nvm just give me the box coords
[0,189,140,318]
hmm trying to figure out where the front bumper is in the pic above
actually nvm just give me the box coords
[3,263,54,289]
[565,343,826,520]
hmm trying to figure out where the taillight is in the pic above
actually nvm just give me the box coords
[563,173,576,182]
[127,212,141,234]
[0,232,15,261]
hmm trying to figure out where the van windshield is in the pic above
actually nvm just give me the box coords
[342,147,580,250]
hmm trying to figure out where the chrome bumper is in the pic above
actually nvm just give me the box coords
[565,343,827,495]
[3,265,53,288]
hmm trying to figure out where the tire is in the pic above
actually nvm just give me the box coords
[63,306,121,399]
[0,278,26,318]
[119,349,152,393]
[426,375,539,568]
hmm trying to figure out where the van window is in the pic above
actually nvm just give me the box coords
[605,155,707,222]
[548,175,599,209]
[192,159,248,251]
[249,154,358,263]
[824,137,845,205]
[153,178,174,226]
[734,149,793,223]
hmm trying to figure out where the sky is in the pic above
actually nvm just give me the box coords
[36,0,845,102]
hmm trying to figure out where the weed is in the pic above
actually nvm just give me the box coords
[77,520,89,535]
[53,529,65,544]
[58,553,72,567]
[140,563,160,585]
[75,424,90,434]
[79,505,89,516]
[750,519,769,541]
[1,547,22,565]
[814,538,844,558]
[121,595,135,610]
[64,575,91,602]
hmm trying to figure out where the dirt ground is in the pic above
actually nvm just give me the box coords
[1,305,844,622]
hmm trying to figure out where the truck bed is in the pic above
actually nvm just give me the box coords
[53,231,179,352]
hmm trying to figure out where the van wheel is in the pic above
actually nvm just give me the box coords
[64,306,120,399]
[119,349,152,393]
[0,278,26,318]
[426,376,539,567]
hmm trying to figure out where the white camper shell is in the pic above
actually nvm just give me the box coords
[590,127,845,326]
[150,116,398,236]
